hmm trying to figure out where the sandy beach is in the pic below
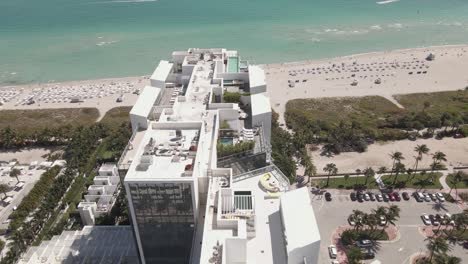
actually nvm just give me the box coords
[310,137,468,173]
[0,76,150,120]
[263,45,468,123]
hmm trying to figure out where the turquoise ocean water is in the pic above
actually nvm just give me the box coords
[1,0,468,85]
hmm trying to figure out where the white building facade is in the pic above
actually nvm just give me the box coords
[119,48,320,264]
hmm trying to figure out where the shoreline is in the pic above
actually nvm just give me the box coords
[1,44,467,89]
[261,43,468,68]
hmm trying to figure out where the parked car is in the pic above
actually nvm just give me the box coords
[356,239,373,248]
[423,193,431,202]
[429,214,440,226]
[376,194,383,202]
[368,192,376,201]
[382,193,389,202]
[388,193,395,201]
[348,216,356,226]
[393,192,401,201]
[325,192,332,201]
[357,193,364,203]
[444,213,455,225]
[363,193,370,201]
[429,193,438,202]
[361,249,375,259]
[413,192,423,202]
[350,192,357,201]
[436,192,445,202]
[328,245,337,259]
[421,214,431,225]
[379,216,386,226]
[402,192,410,201]
[331,261,339,264]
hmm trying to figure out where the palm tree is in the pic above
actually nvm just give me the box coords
[389,151,404,175]
[351,210,364,231]
[387,205,401,225]
[392,162,406,185]
[414,144,429,172]
[0,184,9,199]
[448,171,463,197]
[378,166,387,174]
[431,151,447,173]
[426,236,450,262]
[303,153,317,186]
[323,163,338,187]
[344,174,350,187]
[445,255,462,264]
[363,167,375,186]
[10,168,21,184]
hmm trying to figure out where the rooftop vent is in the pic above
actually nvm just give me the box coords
[136,155,153,171]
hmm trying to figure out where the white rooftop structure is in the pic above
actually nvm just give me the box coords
[78,163,120,225]
[129,86,161,131]
[247,65,266,93]
[250,93,271,116]
[280,187,321,264]
[150,60,173,88]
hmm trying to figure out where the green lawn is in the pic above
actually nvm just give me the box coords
[446,172,468,189]
[0,108,99,131]
[311,176,379,189]
[380,173,443,189]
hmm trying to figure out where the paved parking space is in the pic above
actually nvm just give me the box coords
[311,189,466,264]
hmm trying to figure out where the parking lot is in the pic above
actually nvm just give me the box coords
[0,166,46,229]
[310,188,466,264]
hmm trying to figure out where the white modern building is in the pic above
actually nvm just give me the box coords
[118,48,321,264]
[77,163,120,225]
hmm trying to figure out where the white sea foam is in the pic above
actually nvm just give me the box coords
[370,25,382,30]
[96,40,118,46]
[376,0,401,5]
[387,23,403,29]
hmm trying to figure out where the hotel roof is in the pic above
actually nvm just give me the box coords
[248,65,266,88]
[280,187,321,253]
[250,93,271,116]
[150,60,173,85]
[129,86,161,118]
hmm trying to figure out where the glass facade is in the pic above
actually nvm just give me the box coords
[129,182,195,264]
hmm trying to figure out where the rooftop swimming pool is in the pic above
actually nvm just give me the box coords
[227,56,239,73]
[220,137,234,145]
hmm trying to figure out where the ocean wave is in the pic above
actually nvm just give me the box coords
[387,23,403,29]
[376,0,401,5]
[97,40,118,46]
[370,25,382,30]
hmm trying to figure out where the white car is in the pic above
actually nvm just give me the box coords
[2,219,10,224]
[436,193,445,202]
[363,193,370,201]
[348,216,356,226]
[379,216,387,226]
[421,213,431,225]
[376,194,383,202]
[444,213,455,225]
[328,245,337,259]
[423,193,431,202]
[331,261,339,264]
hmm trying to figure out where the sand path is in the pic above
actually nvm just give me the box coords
[263,45,468,124]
